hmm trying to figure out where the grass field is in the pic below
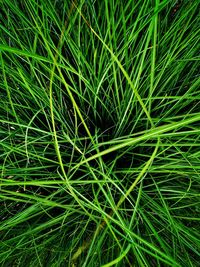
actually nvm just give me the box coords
[0,0,200,266]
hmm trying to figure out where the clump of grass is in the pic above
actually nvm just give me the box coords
[0,0,200,266]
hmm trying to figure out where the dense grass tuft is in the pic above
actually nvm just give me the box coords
[0,0,200,266]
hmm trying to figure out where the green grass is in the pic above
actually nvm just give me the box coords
[0,0,200,266]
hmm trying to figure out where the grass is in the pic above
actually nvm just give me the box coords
[0,0,200,266]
